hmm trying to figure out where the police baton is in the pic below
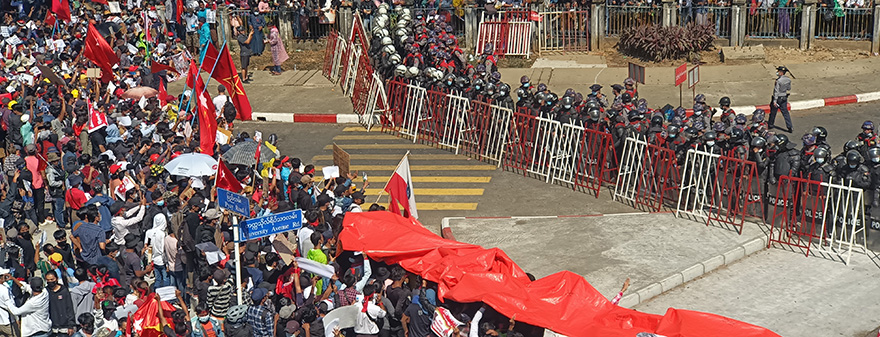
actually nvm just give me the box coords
[783,65,796,79]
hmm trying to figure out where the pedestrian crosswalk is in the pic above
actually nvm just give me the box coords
[312,127,494,212]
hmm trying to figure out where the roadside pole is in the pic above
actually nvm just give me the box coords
[233,215,242,305]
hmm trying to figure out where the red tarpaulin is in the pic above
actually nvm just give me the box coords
[339,212,781,337]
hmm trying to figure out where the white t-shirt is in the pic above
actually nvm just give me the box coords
[355,300,386,335]
[213,94,230,116]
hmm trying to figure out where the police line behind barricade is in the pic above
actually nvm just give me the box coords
[503,109,541,175]
[613,135,680,211]
[350,55,376,118]
[571,126,614,196]
[526,116,563,183]
[427,91,470,154]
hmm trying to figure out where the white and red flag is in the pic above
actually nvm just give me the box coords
[86,97,108,133]
[383,152,418,219]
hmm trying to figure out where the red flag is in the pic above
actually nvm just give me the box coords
[150,60,176,74]
[158,80,169,106]
[86,98,108,133]
[216,160,242,193]
[131,298,176,337]
[83,23,120,83]
[200,43,253,120]
[44,11,56,27]
[176,0,184,23]
[90,0,108,4]
[51,0,71,22]
[384,154,418,218]
[189,61,217,155]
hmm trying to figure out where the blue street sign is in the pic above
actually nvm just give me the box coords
[240,209,303,241]
[218,188,249,217]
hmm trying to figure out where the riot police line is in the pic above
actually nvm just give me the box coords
[321,10,880,263]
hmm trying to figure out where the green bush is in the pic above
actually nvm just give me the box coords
[618,24,715,62]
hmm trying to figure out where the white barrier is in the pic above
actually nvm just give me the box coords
[328,37,347,84]
[475,20,533,58]
[550,122,585,186]
[362,72,388,131]
[340,44,361,97]
[528,117,562,182]
[613,136,650,205]
[815,179,868,265]
[459,103,512,167]
[399,84,428,142]
[437,94,471,154]
[675,149,722,222]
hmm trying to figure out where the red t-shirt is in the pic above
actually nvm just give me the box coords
[65,187,88,210]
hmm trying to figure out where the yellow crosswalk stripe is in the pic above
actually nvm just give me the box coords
[316,176,491,183]
[332,135,399,140]
[415,203,478,210]
[343,127,370,132]
[311,154,470,161]
[365,188,484,196]
[323,144,431,150]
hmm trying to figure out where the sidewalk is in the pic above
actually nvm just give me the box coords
[502,57,880,111]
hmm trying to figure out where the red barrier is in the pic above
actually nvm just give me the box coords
[767,175,826,256]
[350,54,374,117]
[572,128,613,197]
[640,144,681,211]
[461,100,512,166]
[503,109,539,175]
[383,80,409,132]
[707,156,761,234]
[322,30,338,80]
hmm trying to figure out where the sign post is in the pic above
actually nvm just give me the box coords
[333,143,351,177]
[628,62,645,93]
[232,216,242,305]
[239,209,304,241]
[688,65,700,101]
[674,63,688,108]
[218,188,249,217]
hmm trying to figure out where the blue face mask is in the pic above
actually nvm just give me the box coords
[157,200,165,207]
[5,280,11,288]
[523,83,530,88]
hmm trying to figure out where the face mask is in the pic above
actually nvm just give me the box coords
[706,141,715,147]
[873,157,880,163]
[198,316,210,323]
[5,280,12,287]
[46,281,57,289]
[20,233,31,240]
[816,157,825,164]
[523,83,529,88]
[157,200,165,207]
[849,164,857,169]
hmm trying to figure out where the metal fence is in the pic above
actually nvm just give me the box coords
[605,5,662,36]
[678,6,732,38]
[537,10,591,51]
[225,8,338,42]
[815,7,874,40]
[745,6,802,38]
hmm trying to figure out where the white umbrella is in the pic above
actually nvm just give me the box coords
[164,153,218,177]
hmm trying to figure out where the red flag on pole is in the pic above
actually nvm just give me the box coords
[176,0,184,23]
[216,160,242,192]
[83,23,120,83]
[200,43,253,120]
[383,153,418,218]
[51,0,71,22]
[86,98,108,133]
[189,61,217,155]
[151,61,177,74]
[44,11,56,27]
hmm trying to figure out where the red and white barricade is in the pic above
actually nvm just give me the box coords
[460,100,512,167]
[549,122,586,188]
[322,30,337,80]
[613,136,681,211]
[503,109,540,175]
[476,11,533,58]
[362,72,388,131]
[675,149,760,234]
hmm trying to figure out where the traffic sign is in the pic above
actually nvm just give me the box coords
[240,209,304,241]
[688,65,700,89]
[674,63,688,87]
[628,62,645,85]
[218,188,249,217]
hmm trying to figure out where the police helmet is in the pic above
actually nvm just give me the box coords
[382,45,395,54]
[381,36,393,45]
[516,87,528,99]
[844,140,860,152]
[811,126,828,140]
[719,96,731,106]
[776,134,789,147]
[378,7,388,15]
[406,66,419,78]
[564,88,576,98]
[498,83,511,97]
[692,120,706,131]
[624,78,635,86]
[628,110,642,121]
[394,65,407,77]
[815,147,830,161]
[735,114,747,125]
[730,128,745,142]
[620,93,632,103]
[520,76,530,84]
[751,136,767,148]
[536,83,547,92]
[473,78,485,91]
[586,100,600,110]
[483,42,494,54]
[486,83,497,96]
[475,64,486,74]
[651,115,664,126]
[490,72,501,83]
[704,131,717,141]
[862,120,875,131]
[694,94,706,104]
[546,93,558,106]
[752,109,766,121]
[588,108,601,121]
[712,122,725,133]
[867,147,880,163]
[846,150,863,166]
[444,73,455,86]
[389,54,401,64]
[534,92,547,103]
[802,133,816,146]
[606,108,619,120]
[455,76,469,89]
[561,96,575,109]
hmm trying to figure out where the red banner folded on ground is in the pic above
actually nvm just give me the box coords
[339,212,781,337]
[200,43,253,121]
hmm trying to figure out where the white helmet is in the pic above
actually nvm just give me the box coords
[402,8,411,16]
[395,28,407,37]
[382,45,395,54]
[398,35,408,44]
[380,37,392,45]
[377,7,387,15]
[407,66,419,78]
[389,54,401,64]
[394,65,407,76]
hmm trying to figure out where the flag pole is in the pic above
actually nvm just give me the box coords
[375,151,410,204]
[183,40,227,124]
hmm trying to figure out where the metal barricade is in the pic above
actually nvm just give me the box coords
[350,55,374,117]
[383,80,408,131]
[397,84,429,142]
[745,6,802,39]
[605,5,662,37]
[424,92,471,153]
[362,72,388,131]
[572,128,613,196]
[328,35,347,84]
[815,7,874,40]
[678,6,732,38]
[613,136,681,211]
[503,110,540,175]
[322,31,338,80]
[767,175,826,257]
[549,122,585,188]
[475,20,533,57]
[813,179,868,265]
[526,117,562,182]
[537,10,591,52]
[340,44,361,97]
[461,100,512,167]
[676,149,760,234]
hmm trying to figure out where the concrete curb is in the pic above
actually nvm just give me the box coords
[249,91,880,124]
[441,214,768,310]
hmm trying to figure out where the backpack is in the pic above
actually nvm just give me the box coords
[222,97,237,123]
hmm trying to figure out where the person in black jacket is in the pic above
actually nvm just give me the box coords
[45,271,76,337]
[769,134,801,184]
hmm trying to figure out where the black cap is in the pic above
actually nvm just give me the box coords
[776,66,788,73]
[589,84,602,91]
[611,84,624,91]
[351,191,365,200]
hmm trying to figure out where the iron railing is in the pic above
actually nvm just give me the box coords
[815,7,874,40]
[605,5,662,36]
[678,6,732,38]
[745,6,802,38]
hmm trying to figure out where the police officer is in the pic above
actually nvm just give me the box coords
[769,134,800,184]
[811,126,831,153]
[556,96,577,124]
[646,115,667,145]
[700,131,722,154]
[867,147,880,214]
[800,133,817,176]
[495,83,514,110]
[729,128,749,160]
[623,78,638,99]
[611,84,625,104]
[749,136,771,182]
[806,147,836,182]
[518,76,534,97]
[835,150,872,189]
[857,121,878,156]
[832,140,861,171]
[588,84,609,108]
[515,87,532,109]
[768,66,793,133]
